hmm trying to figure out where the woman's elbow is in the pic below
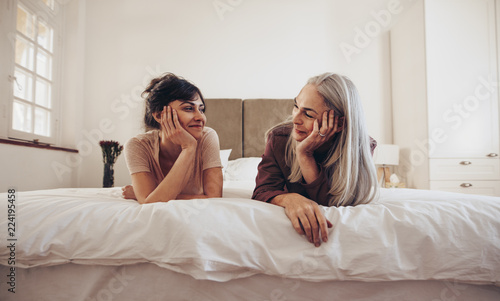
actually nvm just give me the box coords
[204,184,223,198]
[137,198,149,205]
[136,196,151,204]
[207,192,222,198]
[139,193,172,204]
[204,188,222,198]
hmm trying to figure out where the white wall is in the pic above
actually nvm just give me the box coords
[2,0,414,190]
[75,0,411,188]
[1,144,76,191]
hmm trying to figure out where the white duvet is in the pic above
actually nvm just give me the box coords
[0,184,499,285]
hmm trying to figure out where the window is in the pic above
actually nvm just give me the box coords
[7,0,61,144]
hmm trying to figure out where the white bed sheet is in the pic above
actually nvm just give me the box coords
[0,185,499,286]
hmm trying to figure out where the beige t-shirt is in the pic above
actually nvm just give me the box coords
[124,127,222,195]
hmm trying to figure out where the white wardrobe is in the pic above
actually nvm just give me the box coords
[390,0,500,196]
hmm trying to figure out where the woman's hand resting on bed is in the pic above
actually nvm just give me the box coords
[270,193,332,247]
[122,185,137,200]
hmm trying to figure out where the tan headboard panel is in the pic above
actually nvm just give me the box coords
[243,99,294,157]
[205,98,243,160]
[205,98,294,159]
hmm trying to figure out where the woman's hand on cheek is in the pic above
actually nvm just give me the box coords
[297,110,340,156]
[162,106,197,150]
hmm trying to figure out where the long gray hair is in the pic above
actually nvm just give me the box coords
[270,73,378,206]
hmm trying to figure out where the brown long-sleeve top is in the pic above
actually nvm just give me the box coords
[251,125,377,206]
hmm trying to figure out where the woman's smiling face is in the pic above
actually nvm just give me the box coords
[168,95,206,140]
[291,84,329,142]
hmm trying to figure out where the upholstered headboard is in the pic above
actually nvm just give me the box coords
[204,98,243,159]
[205,98,294,160]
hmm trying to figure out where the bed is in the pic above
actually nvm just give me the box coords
[1,98,499,301]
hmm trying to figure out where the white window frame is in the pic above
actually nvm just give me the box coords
[2,0,63,145]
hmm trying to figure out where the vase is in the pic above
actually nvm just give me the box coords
[103,162,115,188]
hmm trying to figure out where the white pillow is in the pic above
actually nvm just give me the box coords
[224,157,262,182]
[219,149,232,176]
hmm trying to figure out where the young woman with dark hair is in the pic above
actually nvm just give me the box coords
[122,73,222,204]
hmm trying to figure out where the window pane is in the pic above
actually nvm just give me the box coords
[17,5,35,39]
[13,68,33,102]
[15,36,35,70]
[36,49,52,80]
[38,21,53,52]
[12,101,32,133]
[35,78,52,108]
[34,107,51,136]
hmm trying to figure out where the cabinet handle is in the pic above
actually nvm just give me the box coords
[460,183,473,188]
[487,153,498,157]
[459,161,472,165]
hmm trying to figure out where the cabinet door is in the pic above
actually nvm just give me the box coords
[425,0,499,158]
[429,158,500,180]
[430,180,500,196]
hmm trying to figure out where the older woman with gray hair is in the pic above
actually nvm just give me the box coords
[252,73,378,247]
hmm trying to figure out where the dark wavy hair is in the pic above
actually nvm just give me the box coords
[142,73,205,130]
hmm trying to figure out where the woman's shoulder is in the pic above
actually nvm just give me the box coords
[198,127,220,148]
[202,126,217,135]
[199,127,221,161]
[265,123,292,153]
[200,126,218,141]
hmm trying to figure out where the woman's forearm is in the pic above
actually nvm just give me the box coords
[296,152,320,184]
[270,193,301,207]
[143,147,196,203]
